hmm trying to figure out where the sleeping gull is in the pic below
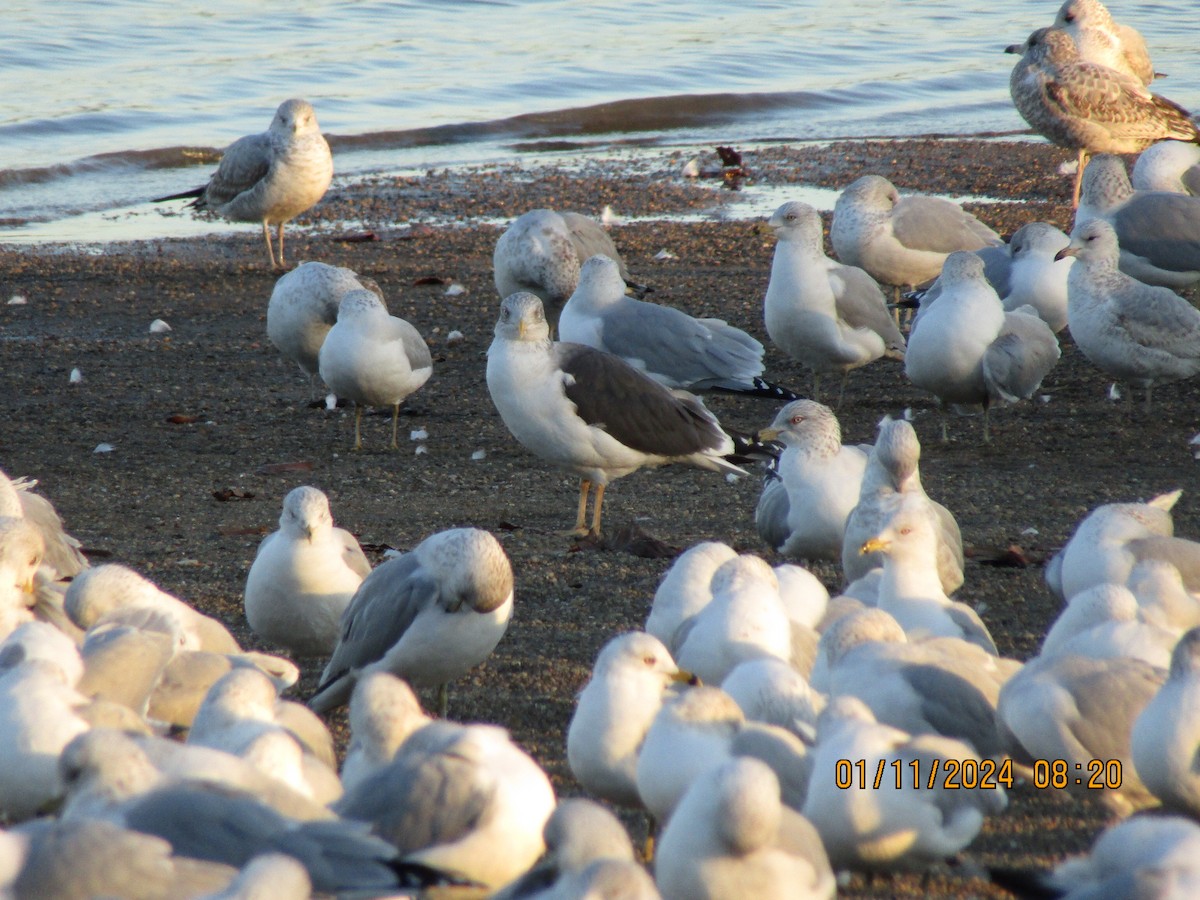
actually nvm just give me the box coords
[818,608,1016,757]
[721,658,825,738]
[1074,154,1200,288]
[318,289,433,450]
[754,400,869,562]
[0,518,42,638]
[860,492,998,653]
[842,416,964,592]
[152,99,333,268]
[341,672,431,795]
[566,631,694,809]
[560,255,796,399]
[655,757,835,900]
[0,469,87,579]
[308,527,513,716]
[486,292,750,538]
[1006,28,1199,206]
[645,541,738,651]
[764,200,905,404]
[490,798,654,900]
[905,251,1060,442]
[243,485,371,658]
[997,651,1165,815]
[1053,0,1155,85]
[802,695,1006,871]
[1057,219,1200,408]
[830,174,1002,292]
[1131,626,1200,816]
[494,209,647,323]
[635,686,743,824]
[1039,582,1178,668]
[266,262,384,392]
[334,721,556,891]
[1132,140,1200,195]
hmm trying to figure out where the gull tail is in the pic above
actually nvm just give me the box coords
[152,185,206,204]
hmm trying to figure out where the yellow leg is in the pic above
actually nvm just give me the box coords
[571,480,592,535]
[277,222,286,266]
[390,403,400,449]
[436,682,449,719]
[261,221,277,268]
[353,406,364,451]
[589,483,606,537]
[1072,148,1089,209]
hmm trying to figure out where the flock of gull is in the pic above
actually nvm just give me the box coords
[5,0,1200,897]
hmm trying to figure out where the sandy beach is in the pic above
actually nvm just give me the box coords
[3,136,1197,896]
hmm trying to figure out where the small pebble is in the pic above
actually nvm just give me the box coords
[7,295,27,306]
[444,283,466,297]
[69,368,83,384]
[149,318,172,333]
[471,449,486,461]
[93,443,115,454]
[410,428,428,441]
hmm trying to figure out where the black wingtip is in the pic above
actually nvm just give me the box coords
[151,186,206,204]
[711,377,802,402]
[986,866,1062,899]
[725,429,783,465]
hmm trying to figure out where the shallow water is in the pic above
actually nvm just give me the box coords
[2,0,1195,241]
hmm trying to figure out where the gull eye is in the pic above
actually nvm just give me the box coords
[643,655,657,666]
[899,526,913,536]
[790,415,804,425]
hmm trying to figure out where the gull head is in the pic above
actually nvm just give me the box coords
[0,517,44,596]
[768,200,823,249]
[758,400,841,453]
[280,485,334,542]
[1058,219,1121,266]
[335,288,387,323]
[495,292,551,343]
[1054,0,1114,31]
[271,98,321,137]
[837,175,900,217]
[1079,154,1134,210]
[575,255,628,303]
[1010,221,1070,261]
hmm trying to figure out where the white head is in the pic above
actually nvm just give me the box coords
[279,485,335,541]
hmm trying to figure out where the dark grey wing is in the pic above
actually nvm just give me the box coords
[202,133,273,209]
[1114,194,1200,274]
[336,748,493,856]
[555,343,727,457]
[317,554,438,689]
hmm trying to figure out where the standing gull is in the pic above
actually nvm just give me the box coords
[1006,28,1199,206]
[486,292,749,538]
[267,262,384,392]
[494,209,647,322]
[318,289,432,450]
[244,486,371,658]
[560,255,796,399]
[1057,220,1200,408]
[764,200,904,404]
[830,175,1002,293]
[1075,154,1200,288]
[153,99,333,268]
[905,251,1060,442]
[309,527,513,716]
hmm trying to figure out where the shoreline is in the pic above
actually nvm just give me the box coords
[1,135,1195,897]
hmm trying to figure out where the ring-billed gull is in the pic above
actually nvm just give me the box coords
[860,493,998,653]
[267,262,384,392]
[0,518,43,638]
[1002,221,1073,333]
[1006,28,1199,206]
[79,621,174,716]
[1131,626,1200,816]
[491,798,655,900]
[199,853,312,900]
[0,469,87,579]
[566,632,694,810]
[635,686,743,824]
[341,672,430,795]
[308,527,513,717]
[318,289,433,450]
[153,99,333,268]
[802,695,1006,871]
[655,757,835,900]
[764,201,905,404]
[1039,583,1178,668]
[645,541,738,651]
[1126,559,1200,633]
[494,209,647,322]
[721,658,825,738]
[818,608,1016,756]
[996,651,1164,815]
[560,255,796,400]
[1075,154,1200,288]
[1057,220,1200,408]
[334,721,556,891]
[842,416,963,592]
[243,486,371,658]
[754,400,869,562]
[486,292,749,538]
[1053,0,1155,84]
[1132,140,1200,195]
[906,252,1060,442]
[674,556,798,685]
[830,175,1002,292]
